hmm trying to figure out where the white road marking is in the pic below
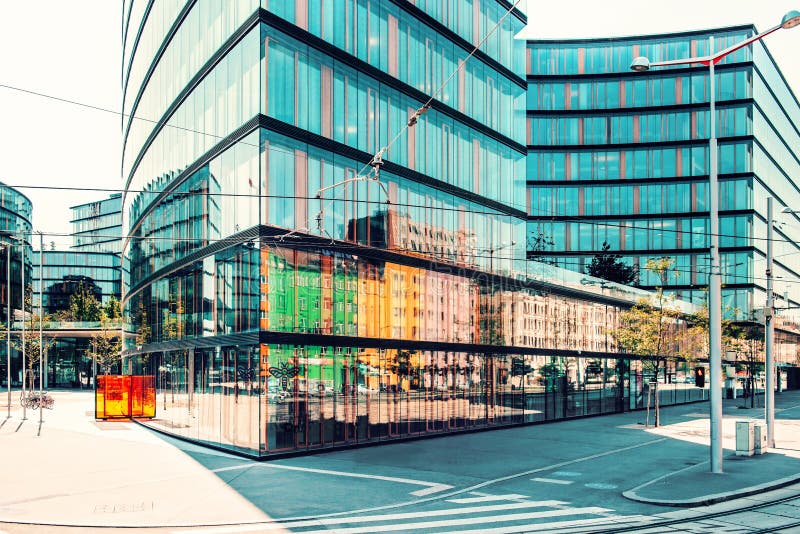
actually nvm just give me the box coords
[172,501,570,534]
[411,485,453,496]
[531,477,574,485]
[551,471,581,477]
[447,494,531,504]
[295,507,614,534]
[442,514,656,533]
[193,437,668,527]
[584,482,618,490]
[211,462,452,496]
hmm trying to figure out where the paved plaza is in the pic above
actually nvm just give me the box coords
[2,389,800,532]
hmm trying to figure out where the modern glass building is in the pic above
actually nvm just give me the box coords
[526,26,800,326]
[120,1,706,457]
[0,182,32,387]
[71,193,123,254]
[33,250,121,316]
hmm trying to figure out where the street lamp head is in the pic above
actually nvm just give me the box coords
[630,56,651,72]
[781,206,796,213]
[781,10,800,29]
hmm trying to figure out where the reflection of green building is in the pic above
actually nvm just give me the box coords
[267,251,359,390]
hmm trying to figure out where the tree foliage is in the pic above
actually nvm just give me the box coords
[586,241,638,286]
[12,286,55,389]
[611,258,686,426]
[69,282,102,322]
[103,296,122,321]
[89,312,123,375]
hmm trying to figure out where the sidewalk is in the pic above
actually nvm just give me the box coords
[624,391,800,507]
[0,390,275,528]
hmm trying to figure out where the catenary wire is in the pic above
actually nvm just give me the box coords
[9,180,800,253]
[13,227,800,287]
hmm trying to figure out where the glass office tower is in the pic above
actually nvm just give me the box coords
[71,193,123,254]
[526,26,800,325]
[121,2,704,457]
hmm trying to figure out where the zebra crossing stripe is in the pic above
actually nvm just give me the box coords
[171,501,580,534]
[431,514,655,534]
[293,507,614,534]
[447,494,531,504]
[531,477,574,485]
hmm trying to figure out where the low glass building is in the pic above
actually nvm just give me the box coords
[33,251,121,316]
[121,1,705,457]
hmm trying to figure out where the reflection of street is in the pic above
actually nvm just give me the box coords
[142,378,709,455]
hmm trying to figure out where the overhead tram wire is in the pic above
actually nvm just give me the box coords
[12,182,800,257]
[10,180,800,252]
[13,226,800,288]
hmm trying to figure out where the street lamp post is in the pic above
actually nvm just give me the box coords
[13,236,27,421]
[765,198,775,447]
[38,232,43,426]
[3,240,9,419]
[630,10,800,474]
[486,241,516,273]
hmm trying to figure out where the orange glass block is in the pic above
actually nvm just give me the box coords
[96,375,156,419]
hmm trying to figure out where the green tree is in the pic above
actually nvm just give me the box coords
[89,311,123,376]
[612,258,686,427]
[12,286,54,390]
[586,241,638,286]
[69,282,102,322]
[684,305,764,407]
[103,296,122,321]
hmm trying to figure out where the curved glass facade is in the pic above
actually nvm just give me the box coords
[0,182,32,324]
[122,2,702,457]
[0,182,33,387]
[527,27,800,323]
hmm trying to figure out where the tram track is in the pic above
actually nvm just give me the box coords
[558,488,800,533]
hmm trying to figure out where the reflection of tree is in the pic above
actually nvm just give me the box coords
[527,231,556,265]
[68,280,103,321]
[539,359,566,392]
[162,293,184,341]
[586,241,638,286]
[44,277,102,318]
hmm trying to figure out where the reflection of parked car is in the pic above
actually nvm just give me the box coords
[357,384,378,395]
[267,385,287,403]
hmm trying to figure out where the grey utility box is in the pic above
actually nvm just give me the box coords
[735,420,755,456]
[753,422,768,455]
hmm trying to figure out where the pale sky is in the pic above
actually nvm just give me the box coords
[0,0,799,249]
